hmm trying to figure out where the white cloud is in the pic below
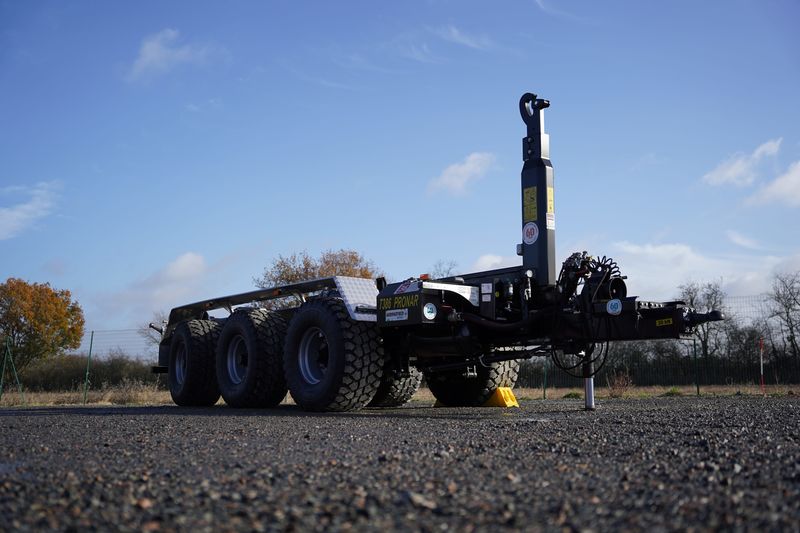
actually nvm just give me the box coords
[95,252,209,326]
[533,0,587,22]
[152,252,207,285]
[184,98,221,113]
[471,254,521,271]
[726,230,759,250]
[398,43,440,64]
[332,52,397,74]
[428,152,495,195]
[774,253,800,275]
[126,29,217,82]
[747,161,800,207]
[136,252,208,309]
[0,181,58,240]
[432,25,492,50]
[701,138,782,187]
[611,241,783,299]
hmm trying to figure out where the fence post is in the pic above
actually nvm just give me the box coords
[2,338,25,405]
[583,358,595,410]
[0,338,8,403]
[542,358,547,400]
[82,331,94,405]
[693,338,700,396]
[759,337,766,395]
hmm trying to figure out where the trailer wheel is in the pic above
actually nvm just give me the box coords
[368,367,422,407]
[169,319,221,406]
[283,297,383,412]
[216,308,288,408]
[424,360,520,407]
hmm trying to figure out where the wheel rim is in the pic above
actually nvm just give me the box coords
[175,343,187,386]
[298,327,329,385]
[226,334,249,385]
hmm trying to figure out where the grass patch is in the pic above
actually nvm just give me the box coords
[1,379,173,407]
[3,384,796,408]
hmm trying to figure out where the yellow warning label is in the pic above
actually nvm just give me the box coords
[656,318,673,327]
[547,187,555,214]
[523,187,537,222]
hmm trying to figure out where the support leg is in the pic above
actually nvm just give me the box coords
[583,359,595,411]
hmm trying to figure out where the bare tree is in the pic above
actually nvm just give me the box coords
[137,310,168,347]
[768,271,800,359]
[678,280,726,358]
[431,259,458,279]
[254,249,382,289]
[252,249,383,310]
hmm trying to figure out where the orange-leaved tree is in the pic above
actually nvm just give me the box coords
[0,278,85,372]
[254,249,383,288]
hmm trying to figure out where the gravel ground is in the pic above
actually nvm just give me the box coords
[1,396,799,532]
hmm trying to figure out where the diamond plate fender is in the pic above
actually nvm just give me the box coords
[333,276,379,322]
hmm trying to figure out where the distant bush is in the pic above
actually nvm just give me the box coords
[606,370,633,398]
[19,350,165,391]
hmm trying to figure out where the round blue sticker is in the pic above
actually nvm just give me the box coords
[606,299,622,316]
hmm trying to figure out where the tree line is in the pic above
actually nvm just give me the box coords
[3,252,799,384]
[610,273,800,366]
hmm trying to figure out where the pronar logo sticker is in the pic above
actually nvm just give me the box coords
[522,222,539,245]
[606,299,622,316]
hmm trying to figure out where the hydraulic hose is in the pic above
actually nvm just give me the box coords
[455,307,553,333]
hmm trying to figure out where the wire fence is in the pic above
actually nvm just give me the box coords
[76,329,158,361]
[3,293,798,402]
[517,351,800,390]
[518,293,800,391]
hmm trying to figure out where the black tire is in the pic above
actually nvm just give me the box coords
[369,366,423,407]
[424,360,520,407]
[283,297,383,412]
[216,308,288,408]
[169,319,221,406]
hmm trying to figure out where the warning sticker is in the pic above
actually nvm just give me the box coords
[546,187,555,214]
[522,222,539,245]
[385,309,409,322]
[481,283,493,294]
[546,212,555,230]
[523,187,537,222]
[394,280,418,294]
[656,318,673,327]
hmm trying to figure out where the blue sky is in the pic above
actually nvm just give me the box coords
[2,0,799,336]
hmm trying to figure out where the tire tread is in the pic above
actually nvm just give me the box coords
[217,308,288,408]
[425,359,520,407]
[169,319,221,406]
[369,367,422,407]
[285,298,383,412]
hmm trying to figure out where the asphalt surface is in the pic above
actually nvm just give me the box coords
[1,396,799,532]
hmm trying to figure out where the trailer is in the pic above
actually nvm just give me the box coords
[152,92,723,411]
